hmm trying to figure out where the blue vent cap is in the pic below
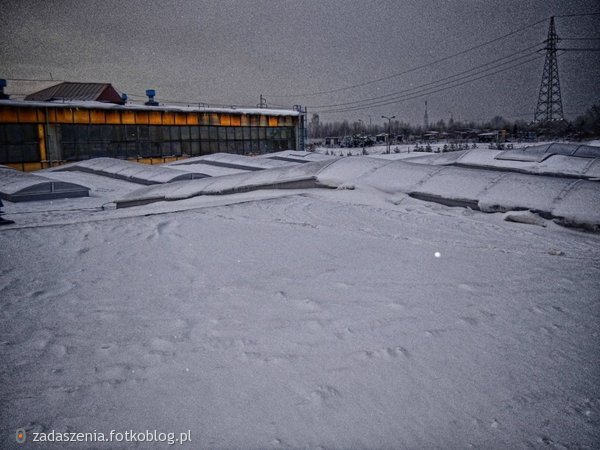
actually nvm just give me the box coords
[145,89,156,97]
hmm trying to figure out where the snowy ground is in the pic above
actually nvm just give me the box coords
[1,180,599,448]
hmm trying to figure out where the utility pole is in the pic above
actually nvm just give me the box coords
[382,115,395,154]
[424,100,429,130]
[534,16,564,123]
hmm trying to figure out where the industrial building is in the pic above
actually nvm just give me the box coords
[0,81,305,171]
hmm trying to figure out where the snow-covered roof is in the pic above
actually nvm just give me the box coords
[0,98,299,116]
[0,165,89,202]
[167,153,293,171]
[496,143,600,162]
[114,155,600,230]
[408,148,600,180]
[53,158,207,185]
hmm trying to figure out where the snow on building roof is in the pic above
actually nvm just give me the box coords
[54,158,207,185]
[0,98,299,116]
[256,150,336,164]
[167,153,293,171]
[496,143,600,162]
[115,155,600,230]
[0,165,89,202]
[407,149,600,181]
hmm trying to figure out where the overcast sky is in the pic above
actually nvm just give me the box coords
[1,0,598,126]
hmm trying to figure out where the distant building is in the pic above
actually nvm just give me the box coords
[324,136,341,147]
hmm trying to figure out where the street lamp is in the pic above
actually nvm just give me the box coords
[382,115,395,154]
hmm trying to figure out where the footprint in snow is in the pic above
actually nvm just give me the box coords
[356,346,411,361]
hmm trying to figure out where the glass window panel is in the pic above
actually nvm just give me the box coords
[89,125,104,141]
[149,126,161,142]
[190,126,199,140]
[209,127,218,140]
[227,127,235,141]
[111,125,124,142]
[235,127,243,140]
[75,126,89,142]
[243,127,251,140]
[125,142,137,157]
[170,126,180,141]
[218,127,227,140]
[199,141,210,155]
[125,125,137,141]
[190,141,200,156]
[160,142,171,156]
[21,124,37,142]
[199,126,209,140]
[61,143,77,161]
[138,126,149,140]
[181,141,191,155]
[180,126,190,141]
[60,124,75,142]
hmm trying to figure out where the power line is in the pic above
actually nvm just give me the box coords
[315,55,544,114]
[269,16,550,98]
[554,11,600,18]
[314,52,543,113]
[306,43,543,109]
[3,78,62,82]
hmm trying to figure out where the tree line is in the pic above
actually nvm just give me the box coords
[308,104,600,140]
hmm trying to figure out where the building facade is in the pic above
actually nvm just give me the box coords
[0,100,301,171]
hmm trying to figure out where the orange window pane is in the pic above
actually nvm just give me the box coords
[135,111,149,125]
[73,108,90,123]
[175,113,187,125]
[162,112,175,125]
[105,110,121,124]
[90,110,106,124]
[17,108,38,123]
[240,114,249,126]
[149,111,162,124]
[230,114,241,126]
[55,108,74,123]
[220,114,231,126]
[122,110,135,124]
[187,113,198,125]
[0,106,18,122]
[268,116,278,127]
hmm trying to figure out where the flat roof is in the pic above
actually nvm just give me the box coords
[0,99,300,117]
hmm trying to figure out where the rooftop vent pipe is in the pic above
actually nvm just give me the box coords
[145,89,158,106]
[0,79,9,100]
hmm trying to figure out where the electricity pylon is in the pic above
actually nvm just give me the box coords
[534,16,564,123]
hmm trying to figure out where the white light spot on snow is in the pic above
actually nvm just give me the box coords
[434,252,441,258]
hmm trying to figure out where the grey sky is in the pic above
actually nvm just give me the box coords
[1,0,598,126]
